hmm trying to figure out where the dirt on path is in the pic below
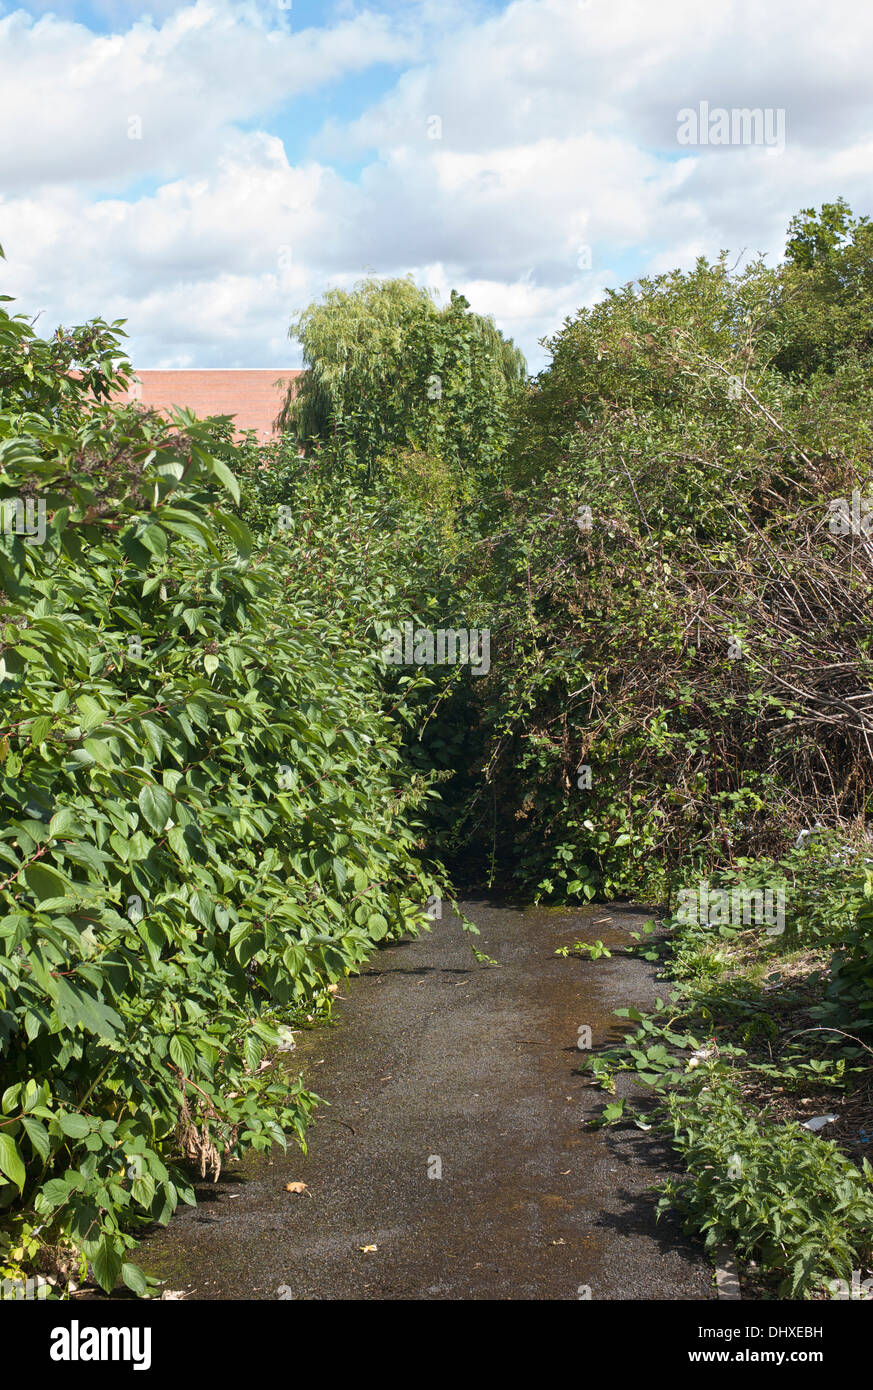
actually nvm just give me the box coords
[138,900,715,1301]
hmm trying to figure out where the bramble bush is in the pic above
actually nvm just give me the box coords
[427,210,873,903]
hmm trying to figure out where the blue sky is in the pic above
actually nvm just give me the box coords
[1,0,870,370]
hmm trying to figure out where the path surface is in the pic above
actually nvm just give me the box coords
[138,901,714,1300]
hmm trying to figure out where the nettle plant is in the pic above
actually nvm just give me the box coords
[659,1078,873,1298]
[0,280,440,1292]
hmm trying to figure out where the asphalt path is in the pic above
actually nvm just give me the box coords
[137,900,714,1301]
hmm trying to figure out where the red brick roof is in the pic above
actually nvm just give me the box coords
[119,369,304,439]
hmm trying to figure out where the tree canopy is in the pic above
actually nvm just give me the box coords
[280,276,527,483]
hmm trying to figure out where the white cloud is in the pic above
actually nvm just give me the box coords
[0,1,416,190]
[1,0,872,371]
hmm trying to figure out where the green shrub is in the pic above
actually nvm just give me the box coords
[659,1078,873,1297]
[0,289,440,1291]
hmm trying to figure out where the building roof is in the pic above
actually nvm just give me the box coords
[120,368,304,439]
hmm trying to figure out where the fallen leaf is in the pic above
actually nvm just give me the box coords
[359,1244,378,1253]
[285,1181,308,1194]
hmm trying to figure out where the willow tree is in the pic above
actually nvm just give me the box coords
[279,276,527,482]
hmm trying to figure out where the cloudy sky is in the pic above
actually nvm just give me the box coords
[1,0,870,371]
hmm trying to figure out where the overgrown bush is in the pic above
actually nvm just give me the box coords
[425,210,873,901]
[0,277,442,1292]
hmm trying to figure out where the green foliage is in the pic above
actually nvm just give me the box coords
[554,939,611,959]
[6,198,873,1297]
[816,862,873,1034]
[773,199,873,377]
[277,212,873,914]
[259,221,873,1301]
[410,214,873,903]
[0,299,442,1291]
[573,839,873,1296]
[659,1078,873,1297]
[281,276,527,482]
[784,197,861,271]
[662,839,873,1036]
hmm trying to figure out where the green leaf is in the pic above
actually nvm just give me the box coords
[75,694,106,733]
[168,1034,196,1073]
[140,719,166,759]
[1,1084,20,1114]
[167,824,191,862]
[159,511,213,548]
[138,783,173,833]
[49,807,80,838]
[367,913,388,940]
[131,1172,156,1209]
[92,1235,123,1293]
[39,1178,72,1209]
[57,1111,91,1139]
[215,508,252,555]
[139,523,168,558]
[190,889,213,926]
[206,458,241,504]
[24,862,70,903]
[121,1262,149,1296]
[60,840,111,874]
[54,976,122,1041]
[30,714,52,744]
[20,1116,51,1161]
[0,1132,26,1192]
[243,1033,262,1072]
[83,737,115,767]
